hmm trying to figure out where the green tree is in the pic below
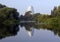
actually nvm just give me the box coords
[0,4,19,28]
[51,6,60,17]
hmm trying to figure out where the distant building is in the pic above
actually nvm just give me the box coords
[25,6,34,15]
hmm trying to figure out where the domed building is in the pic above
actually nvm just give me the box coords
[25,6,34,15]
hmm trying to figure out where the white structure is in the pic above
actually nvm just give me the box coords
[26,27,34,37]
[25,6,34,14]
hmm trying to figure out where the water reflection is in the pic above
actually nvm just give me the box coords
[0,23,60,42]
[20,23,60,37]
[0,26,19,40]
[20,23,34,37]
[0,22,60,41]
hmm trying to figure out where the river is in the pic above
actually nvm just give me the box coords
[0,23,60,42]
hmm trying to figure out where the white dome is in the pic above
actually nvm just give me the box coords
[26,6,34,14]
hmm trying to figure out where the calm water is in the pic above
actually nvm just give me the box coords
[0,24,60,42]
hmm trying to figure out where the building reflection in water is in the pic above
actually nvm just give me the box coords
[20,23,34,37]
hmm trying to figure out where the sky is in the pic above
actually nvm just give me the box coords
[0,0,60,15]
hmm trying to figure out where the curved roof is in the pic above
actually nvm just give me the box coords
[26,6,34,13]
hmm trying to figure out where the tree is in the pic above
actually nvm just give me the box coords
[51,6,57,16]
[0,4,6,8]
[0,4,19,28]
[51,6,60,17]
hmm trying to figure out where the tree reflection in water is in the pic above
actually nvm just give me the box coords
[20,23,60,37]
[0,25,19,40]
[1,22,60,40]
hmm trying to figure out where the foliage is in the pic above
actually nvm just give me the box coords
[51,6,60,17]
[0,4,19,28]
